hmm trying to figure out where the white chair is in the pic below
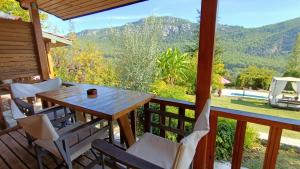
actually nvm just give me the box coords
[18,114,108,169]
[89,100,211,169]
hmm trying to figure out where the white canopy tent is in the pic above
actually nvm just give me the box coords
[269,77,300,109]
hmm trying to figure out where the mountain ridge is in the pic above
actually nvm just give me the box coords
[76,16,300,74]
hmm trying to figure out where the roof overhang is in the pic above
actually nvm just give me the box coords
[42,32,72,47]
[19,0,146,20]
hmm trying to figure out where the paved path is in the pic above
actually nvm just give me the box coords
[259,132,300,148]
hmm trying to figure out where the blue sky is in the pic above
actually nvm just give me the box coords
[45,0,300,34]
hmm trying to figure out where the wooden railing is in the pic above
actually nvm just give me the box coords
[144,97,300,169]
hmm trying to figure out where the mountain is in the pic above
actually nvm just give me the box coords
[76,16,300,75]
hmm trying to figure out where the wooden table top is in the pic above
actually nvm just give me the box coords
[36,84,155,120]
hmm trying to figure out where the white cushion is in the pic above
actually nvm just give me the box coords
[127,133,180,169]
[10,78,62,98]
[10,100,26,119]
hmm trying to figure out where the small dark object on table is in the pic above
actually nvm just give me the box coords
[87,89,97,98]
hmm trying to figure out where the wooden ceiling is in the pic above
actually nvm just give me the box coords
[35,0,146,20]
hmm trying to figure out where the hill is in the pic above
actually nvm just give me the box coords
[76,16,300,75]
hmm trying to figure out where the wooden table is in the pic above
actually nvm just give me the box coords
[36,84,154,147]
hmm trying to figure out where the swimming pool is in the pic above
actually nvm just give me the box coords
[222,89,269,100]
[230,93,268,100]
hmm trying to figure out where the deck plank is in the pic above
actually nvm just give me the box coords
[0,156,10,169]
[9,130,55,169]
[0,134,38,169]
[0,139,28,169]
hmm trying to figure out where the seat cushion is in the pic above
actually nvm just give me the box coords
[127,133,180,169]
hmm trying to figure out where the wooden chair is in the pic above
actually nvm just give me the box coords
[18,114,108,169]
[88,100,211,169]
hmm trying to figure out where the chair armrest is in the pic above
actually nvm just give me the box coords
[14,98,34,116]
[35,105,66,115]
[91,139,163,169]
[59,118,104,140]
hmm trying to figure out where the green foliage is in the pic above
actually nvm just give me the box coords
[0,0,48,22]
[113,17,162,92]
[51,37,118,86]
[157,48,190,85]
[216,118,258,160]
[236,66,275,90]
[285,34,300,76]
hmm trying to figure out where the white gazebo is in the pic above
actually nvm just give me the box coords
[268,77,300,110]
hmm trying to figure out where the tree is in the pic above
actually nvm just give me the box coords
[114,17,162,92]
[0,0,48,22]
[157,48,190,85]
[285,34,300,77]
[51,37,118,86]
[236,66,275,90]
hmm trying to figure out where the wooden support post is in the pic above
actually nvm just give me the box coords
[45,42,55,78]
[194,0,218,168]
[263,127,282,169]
[231,121,247,169]
[206,111,218,169]
[28,1,50,80]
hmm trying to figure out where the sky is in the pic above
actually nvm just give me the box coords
[45,0,300,35]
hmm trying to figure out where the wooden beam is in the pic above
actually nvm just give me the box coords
[263,127,282,169]
[28,1,50,80]
[194,0,218,168]
[231,121,247,169]
[45,42,55,78]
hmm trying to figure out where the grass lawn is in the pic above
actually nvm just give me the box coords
[242,145,300,169]
[211,96,300,139]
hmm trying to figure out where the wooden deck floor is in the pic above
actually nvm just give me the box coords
[0,129,101,169]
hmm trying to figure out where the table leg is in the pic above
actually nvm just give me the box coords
[117,115,136,147]
[130,111,136,138]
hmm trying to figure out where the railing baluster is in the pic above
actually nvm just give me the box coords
[177,107,185,142]
[206,111,218,169]
[144,103,150,132]
[159,104,166,138]
[263,127,282,169]
[231,120,247,169]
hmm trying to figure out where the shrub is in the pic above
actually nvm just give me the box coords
[216,118,258,160]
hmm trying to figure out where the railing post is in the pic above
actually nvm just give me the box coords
[144,103,150,132]
[206,111,218,169]
[159,104,166,138]
[231,121,247,169]
[177,107,185,142]
[263,127,282,169]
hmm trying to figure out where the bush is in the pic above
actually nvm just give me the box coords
[216,118,258,160]
[150,81,188,100]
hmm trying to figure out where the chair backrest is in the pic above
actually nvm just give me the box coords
[17,114,59,140]
[10,78,62,99]
[173,99,211,169]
